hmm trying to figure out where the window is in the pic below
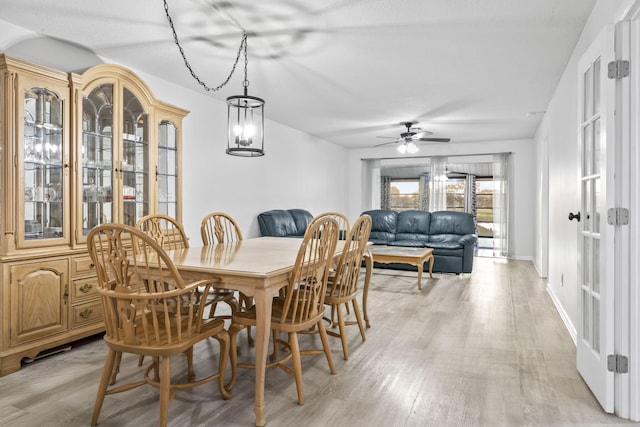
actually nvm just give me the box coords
[389,179,419,211]
[476,179,494,237]
[445,178,465,212]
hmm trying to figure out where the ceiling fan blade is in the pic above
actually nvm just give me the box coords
[417,137,451,142]
[373,139,401,147]
[411,131,433,139]
[376,136,399,139]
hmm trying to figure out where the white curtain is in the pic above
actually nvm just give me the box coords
[419,173,430,211]
[361,159,381,211]
[493,153,511,257]
[429,156,448,211]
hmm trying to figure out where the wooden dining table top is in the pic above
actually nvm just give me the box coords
[168,237,302,275]
[164,236,346,292]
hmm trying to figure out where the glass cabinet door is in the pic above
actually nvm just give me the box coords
[23,88,64,240]
[81,84,114,236]
[74,63,185,244]
[121,88,149,226]
[157,120,178,218]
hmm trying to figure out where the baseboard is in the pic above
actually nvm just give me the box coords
[511,255,533,261]
[546,281,577,346]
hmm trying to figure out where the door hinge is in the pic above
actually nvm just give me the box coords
[608,354,629,373]
[608,60,630,79]
[607,207,629,226]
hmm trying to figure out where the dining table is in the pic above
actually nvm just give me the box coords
[163,236,372,426]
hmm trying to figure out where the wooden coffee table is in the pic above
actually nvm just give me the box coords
[367,245,434,290]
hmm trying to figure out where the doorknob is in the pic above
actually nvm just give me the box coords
[568,212,581,222]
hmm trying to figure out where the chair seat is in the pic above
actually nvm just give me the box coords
[105,316,225,356]
[231,298,324,331]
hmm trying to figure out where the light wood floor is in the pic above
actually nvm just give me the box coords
[1,257,637,426]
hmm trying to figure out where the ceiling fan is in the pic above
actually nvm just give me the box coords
[374,121,450,153]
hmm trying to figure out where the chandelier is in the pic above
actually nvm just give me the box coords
[164,1,265,157]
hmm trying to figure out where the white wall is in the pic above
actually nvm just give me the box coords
[533,0,630,338]
[0,23,349,241]
[347,138,536,261]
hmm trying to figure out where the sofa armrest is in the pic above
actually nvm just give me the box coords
[459,234,478,246]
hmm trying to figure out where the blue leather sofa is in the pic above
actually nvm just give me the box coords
[363,209,478,274]
[257,209,313,237]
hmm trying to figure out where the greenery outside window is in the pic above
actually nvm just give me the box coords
[389,179,419,211]
[446,178,465,212]
[476,179,494,237]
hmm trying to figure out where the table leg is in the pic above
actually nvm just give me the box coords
[417,263,423,290]
[428,255,434,278]
[362,250,373,328]
[252,287,273,427]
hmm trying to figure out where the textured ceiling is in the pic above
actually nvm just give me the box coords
[0,0,596,149]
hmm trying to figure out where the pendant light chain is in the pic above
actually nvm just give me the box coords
[163,0,247,93]
[242,37,249,92]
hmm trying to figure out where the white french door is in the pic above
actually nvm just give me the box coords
[576,26,616,413]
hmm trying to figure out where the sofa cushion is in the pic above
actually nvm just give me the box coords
[426,240,464,250]
[388,239,428,248]
[363,209,398,244]
[432,248,464,257]
[289,209,314,235]
[395,210,431,241]
[426,241,464,257]
[258,209,312,237]
[429,210,476,235]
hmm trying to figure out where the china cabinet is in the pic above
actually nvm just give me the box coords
[0,55,187,375]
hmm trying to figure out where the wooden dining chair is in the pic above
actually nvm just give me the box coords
[201,211,243,244]
[310,211,350,240]
[201,211,253,344]
[135,213,189,251]
[321,214,371,360]
[137,213,240,317]
[135,214,238,366]
[309,211,352,324]
[87,223,230,427]
[226,216,340,405]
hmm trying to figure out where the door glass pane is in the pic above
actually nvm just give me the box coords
[157,120,178,217]
[583,124,592,176]
[82,84,114,236]
[122,88,148,226]
[582,289,590,342]
[593,118,601,175]
[592,295,600,353]
[594,177,601,234]
[584,66,593,121]
[582,180,591,232]
[593,58,601,115]
[593,239,600,293]
[24,87,64,240]
[583,236,591,289]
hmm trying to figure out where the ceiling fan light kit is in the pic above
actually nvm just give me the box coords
[397,141,419,154]
[375,121,450,154]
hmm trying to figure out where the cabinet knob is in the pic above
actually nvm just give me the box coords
[79,308,93,318]
[79,283,93,293]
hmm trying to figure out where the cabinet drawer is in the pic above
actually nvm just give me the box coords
[72,276,99,300]
[71,256,95,276]
[72,301,103,327]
